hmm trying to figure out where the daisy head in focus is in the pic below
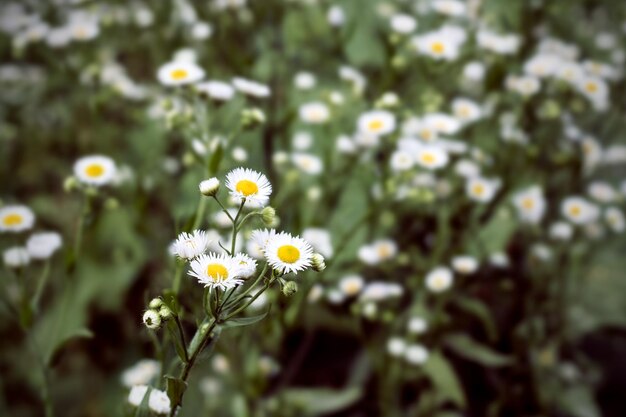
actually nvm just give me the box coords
[170,230,211,261]
[357,110,396,136]
[225,168,272,207]
[264,232,313,275]
[157,60,205,86]
[0,204,35,233]
[188,253,245,290]
[74,155,117,187]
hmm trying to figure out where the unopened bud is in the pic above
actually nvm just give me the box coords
[261,206,276,226]
[311,253,326,272]
[241,108,266,129]
[142,309,161,329]
[282,281,298,297]
[148,298,163,309]
[159,305,173,320]
[199,178,220,196]
[63,176,79,192]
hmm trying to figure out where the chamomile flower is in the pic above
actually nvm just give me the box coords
[233,252,257,278]
[294,72,316,89]
[423,113,462,135]
[451,256,479,275]
[232,77,271,98]
[359,282,403,301]
[387,337,407,356]
[405,344,429,365]
[292,153,323,175]
[3,246,30,268]
[452,98,482,124]
[466,177,500,203]
[157,61,205,86]
[413,28,465,61]
[148,390,171,415]
[605,207,625,233]
[408,317,428,334]
[225,168,272,206]
[188,253,245,290]
[0,205,35,233]
[26,232,62,260]
[195,80,235,101]
[358,239,398,265]
[561,196,600,225]
[171,230,211,260]
[302,228,333,258]
[339,275,364,297]
[425,267,453,293]
[512,186,546,224]
[390,150,414,172]
[415,146,449,170]
[264,232,313,275]
[74,155,117,187]
[247,228,277,259]
[432,0,466,16]
[299,102,330,124]
[357,110,396,136]
[121,360,161,387]
[549,221,574,240]
[390,14,417,34]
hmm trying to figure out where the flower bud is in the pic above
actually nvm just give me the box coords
[282,281,298,297]
[149,298,163,309]
[199,178,220,196]
[311,253,326,272]
[142,309,161,329]
[261,206,276,226]
[63,176,79,192]
[159,305,173,320]
[241,108,266,129]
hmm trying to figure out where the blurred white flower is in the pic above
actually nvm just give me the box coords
[451,256,479,275]
[299,102,330,124]
[512,186,546,224]
[157,61,204,86]
[405,344,429,365]
[74,155,117,187]
[26,232,62,260]
[425,267,453,293]
[302,228,333,258]
[339,275,364,297]
[0,205,35,233]
[561,196,600,225]
[3,246,30,268]
[121,360,161,387]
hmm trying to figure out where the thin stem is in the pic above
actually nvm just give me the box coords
[230,200,246,255]
[172,260,184,295]
[31,260,51,312]
[235,211,260,233]
[212,196,235,222]
[222,263,268,312]
[173,316,190,363]
[191,197,208,230]
[223,275,275,322]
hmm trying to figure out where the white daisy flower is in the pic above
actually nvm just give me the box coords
[387,337,407,357]
[299,102,330,124]
[506,75,541,97]
[405,344,429,365]
[232,147,248,162]
[576,76,609,108]
[74,155,117,187]
[390,150,414,172]
[148,389,171,415]
[225,168,272,206]
[357,110,396,136]
[454,159,481,178]
[466,177,500,203]
[195,80,235,101]
[476,30,520,55]
[247,228,277,259]
[463,61,486,81]
[359,282,403,301]
[408,317,428,334]
[512,186,546,224]
[413,27,465,61]
[587,181,616,203]
[605,207,625,233]
[451,256,479,275]
[157,61,205,86]
[390,14,417,34]
[422,113,462,135]
[171,230,211,260]
[358,239,398,265]
[293,132,313,150]
[432,0,466,16]
[233,252,257,278]
[294,72,316,89]
[232,77,271,98]
[188,253,245,290]
[26,232,62,260]
[415,146,449,170]
[452,98,482,124]
[302,228,333,258]
[425,267,453,293]
[128,385,149,406]
[561,196,600,225]
[0,205,35,233]
[490,252,509,268]
[549,221,574,240]
[327,5,345,27]
[3,246,30,268]
[121,360,161,388]
[264,232,313,275]
[69,19,99,41]
[339,274,364,297]
[292,153,323,175]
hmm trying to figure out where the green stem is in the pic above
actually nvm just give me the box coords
[223,275,275,322]
[172,260,184,295]
[191,197,208,231]
[230,200,246,255]
[212,196,234,222]
[173,316,190,363]
[31,260,51,312]
[222,263,268,312]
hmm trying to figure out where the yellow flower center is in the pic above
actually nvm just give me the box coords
[458,106,470,118]
[431,41,445,54]
[421,152,435,165]
[522,198,534,210]
[420,129,433,141]
[2,214,23,227]
[377,245,391,258]
[277,244,300,264]
[74,27,87,38]
[84,163,104,178]
[472,184,485,195]
[585,82,598,93]
[236,180,259,196]
[206,263,229,281]
[367,119,383,132]
[171,69,189,80]
[569,205,581,217]
[344,282,361,295]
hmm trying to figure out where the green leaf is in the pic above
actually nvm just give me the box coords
[476,208,516,253]
[422,351,465,407]
[165,376,188,410]
[46,328,93,366]
[557,385,600,417]
[281,387,362,416]
[166,321,187,363]
[221,310,269,329]
[208,142,223,175]
[452,297,498,341]
[444,333,512,367]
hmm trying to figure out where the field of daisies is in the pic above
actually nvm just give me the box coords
[2,0,626,416]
